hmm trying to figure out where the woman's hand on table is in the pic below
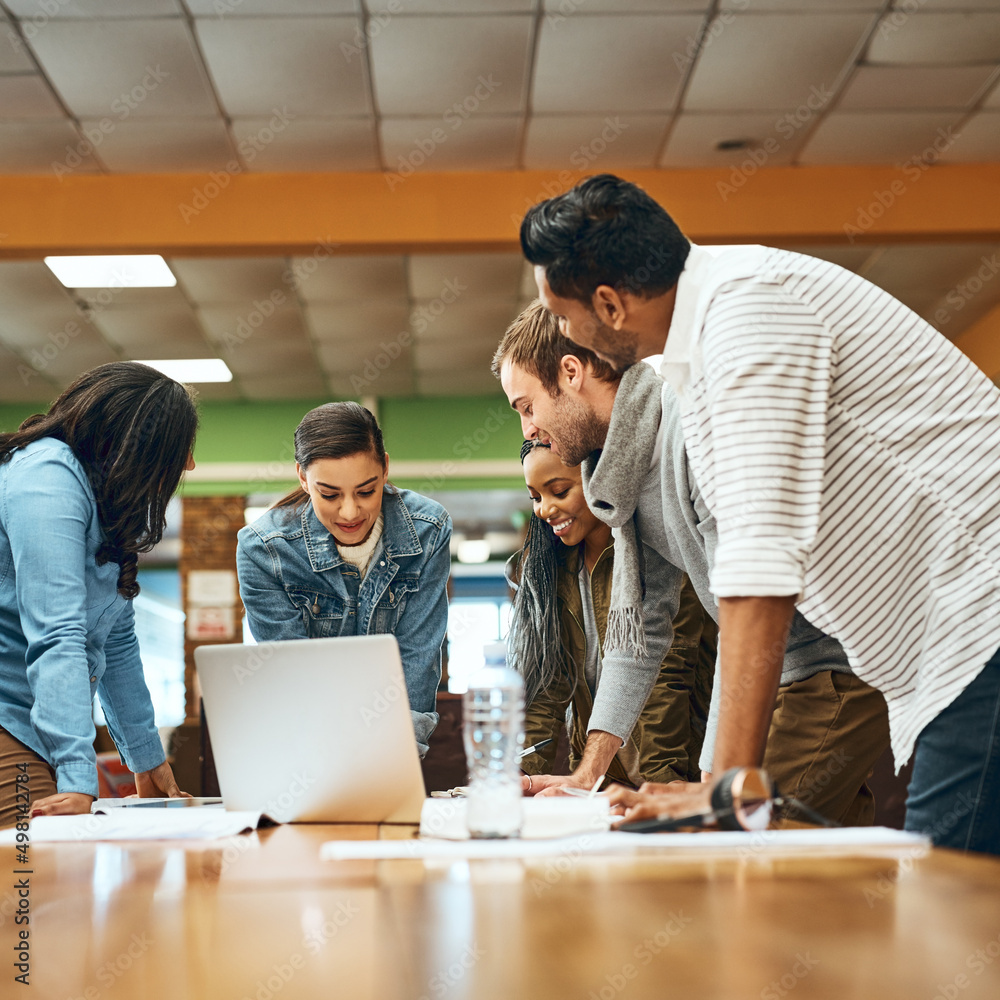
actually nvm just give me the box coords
[29,792,94,817]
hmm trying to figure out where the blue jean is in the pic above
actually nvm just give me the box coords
[904,651,1000,855]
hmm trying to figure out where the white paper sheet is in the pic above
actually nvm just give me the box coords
[419,796,611,840]
[320,826,930,862]
[0,809,267,844]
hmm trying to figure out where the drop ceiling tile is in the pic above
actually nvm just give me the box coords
[370,15,531,116]
[27,20,219,118]
[29,341,120,382]
[7,1,182,14]
[306,302,411,341]
[188,0,354,12]
[799,111,964,164]
[0,25,36,73]
[91,303,206,347]
[684,12,875,112]
[408,254,522,300]
[725,0,880,7]
[0,306,100,350]
[79,118,233,172]
[328,368,414,398]
[196,17,369,117]
[0,262,75,307]
[198,304,308,346]
[543,0,711,9]
[411,302,520,343]
[524,114,668,169]
[223,343,317,378]
[838,65,998,110]
[170,258,290,305]
[0,121,102,172]
[0,376,60,403]
[405,1,532,11]
[0,75,64,119]
[867,12,1000,64]
[380,115,520,172]
[533,15,702,113]
[416,337,501,369]
[316,337,414,374]
[416,369,502,395]
[239,373,330,400]
[938,111,1000,161]
[74,286,190,307]
[229,116,379,172]
[660,113,799,167]
[193,381,243,401]
[986,79,1000,108]
[118,333,213,359]
[294,256,409,302]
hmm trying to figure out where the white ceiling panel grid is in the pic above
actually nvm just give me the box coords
[369,15,532,116]
[79,118,235,172]
[524,114,670,170]
[939,111,1000,161]
[836,65,999,110]
[196,16,370,117]
[683,12,877,112]
[1,10,999,401]
[380,114,521,172]
[0,74,64,119]
[532,14,703,114]
[27,20,219,118]
[799,111,966,165]
[867,11,1000,65]
[228,116,380,172]
[659,111,801,167]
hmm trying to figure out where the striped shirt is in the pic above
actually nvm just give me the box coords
[660,244,1000,767]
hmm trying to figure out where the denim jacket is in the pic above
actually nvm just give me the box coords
[236,488,451,755]
[0,438,165,796]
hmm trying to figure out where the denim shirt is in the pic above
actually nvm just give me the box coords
[0,438,165,796]
[236,488,451,755]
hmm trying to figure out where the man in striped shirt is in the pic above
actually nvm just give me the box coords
[520,174,1000,854]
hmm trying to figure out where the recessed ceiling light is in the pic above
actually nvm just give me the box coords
[138,359,233,383]
[44,255,176,288]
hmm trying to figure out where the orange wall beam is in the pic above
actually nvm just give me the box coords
[955,302,1000,382]
[1,164,999,259]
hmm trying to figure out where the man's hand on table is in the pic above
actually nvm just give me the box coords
[135,761,191,799]
[607,780,712,824]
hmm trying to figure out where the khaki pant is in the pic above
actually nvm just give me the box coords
[763,671,890,827]
[0,728,57,830]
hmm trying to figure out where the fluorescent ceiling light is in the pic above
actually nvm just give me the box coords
[138,359,233,383]
[44,255,176,288]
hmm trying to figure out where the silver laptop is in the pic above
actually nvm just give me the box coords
[195,635,427,823]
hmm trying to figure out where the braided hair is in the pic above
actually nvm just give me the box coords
[507,439,574,703]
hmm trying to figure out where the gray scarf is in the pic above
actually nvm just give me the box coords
[581,361,664,657]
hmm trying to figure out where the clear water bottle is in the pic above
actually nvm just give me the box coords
[463,641,525,838]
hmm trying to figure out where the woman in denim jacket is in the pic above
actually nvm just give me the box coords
[0,363,197,827]
[237,403,451,756]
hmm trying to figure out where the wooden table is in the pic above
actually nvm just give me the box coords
[3,824,1000,1000]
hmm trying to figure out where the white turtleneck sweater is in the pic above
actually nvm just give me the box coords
[335,513,384,578]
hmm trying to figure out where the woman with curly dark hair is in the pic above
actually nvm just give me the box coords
[0,362,198,827]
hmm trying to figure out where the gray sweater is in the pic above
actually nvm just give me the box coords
[586,363,851,772]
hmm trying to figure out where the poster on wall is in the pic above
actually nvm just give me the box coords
[186,606,236,641]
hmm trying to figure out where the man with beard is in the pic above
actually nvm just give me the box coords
[493,301,890,823]
[516,174,1000,853]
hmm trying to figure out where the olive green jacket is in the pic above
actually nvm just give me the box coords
[513,541,716,787]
